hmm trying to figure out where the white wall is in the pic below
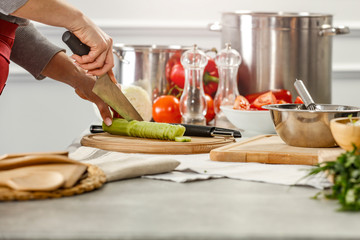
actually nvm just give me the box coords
[1,0,360,154]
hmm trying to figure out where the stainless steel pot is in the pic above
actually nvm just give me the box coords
[113,44,191,101]
[209,11,349,103]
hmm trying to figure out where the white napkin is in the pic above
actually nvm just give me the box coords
[69,147,180,182]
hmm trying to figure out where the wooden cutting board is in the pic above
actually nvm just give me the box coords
[210,134,344,165]
[81,133,235,154]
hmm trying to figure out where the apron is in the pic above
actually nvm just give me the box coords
[0,18,18,95]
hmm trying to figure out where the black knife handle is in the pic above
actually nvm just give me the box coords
[62,31,90,56]
[179,124,213,137]
[90,125,104,133]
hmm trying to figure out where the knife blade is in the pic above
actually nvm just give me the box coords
[62,31,143,121]
[89,124,241,138]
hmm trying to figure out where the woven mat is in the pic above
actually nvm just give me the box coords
[0,164,106,201]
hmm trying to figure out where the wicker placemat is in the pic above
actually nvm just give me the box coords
[0,164,106,201]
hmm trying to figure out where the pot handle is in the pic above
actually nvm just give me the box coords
[112,49,130,64]
[319,25,350,36]
[208,21,222,32]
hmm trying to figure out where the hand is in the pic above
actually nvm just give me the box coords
[70,17,114,76]
[73,73,113,126]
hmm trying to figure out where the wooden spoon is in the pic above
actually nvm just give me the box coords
[0,171,65,191]
[0,151,68,161]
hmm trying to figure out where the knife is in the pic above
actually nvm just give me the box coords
[62,31,143,121]
[89,124,242,138]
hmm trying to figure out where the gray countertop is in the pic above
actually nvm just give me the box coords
[1,178,360,240]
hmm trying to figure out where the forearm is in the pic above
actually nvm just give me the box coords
[10,23,65,80]
[41,51,113,125]
[41,51,83,88]
[11,0,88,32]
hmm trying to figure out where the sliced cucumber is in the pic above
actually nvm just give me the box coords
[175,136,192,142]
[103,118,186,141]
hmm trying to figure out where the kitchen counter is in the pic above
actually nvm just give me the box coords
[1,177,360,240]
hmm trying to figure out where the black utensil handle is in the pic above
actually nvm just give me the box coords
[179,124,213,137]
[90,125,104,133]
[62,31,90,56]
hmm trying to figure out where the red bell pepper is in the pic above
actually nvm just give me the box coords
[170,63,185,89]
[165,52,182,83]
[203,58,219,98]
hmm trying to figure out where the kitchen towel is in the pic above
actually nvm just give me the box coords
[68,132,331,189]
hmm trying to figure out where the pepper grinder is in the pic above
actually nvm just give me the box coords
[179,44,208,125]
[214,43,242,127]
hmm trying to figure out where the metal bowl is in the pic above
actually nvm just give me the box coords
[262,104,360,148]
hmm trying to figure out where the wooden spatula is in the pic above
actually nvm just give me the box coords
[0,151,68,161]
[0,154,85,171]
[0,171,65,191]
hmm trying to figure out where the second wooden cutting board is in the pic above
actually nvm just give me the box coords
[210,135,343,165]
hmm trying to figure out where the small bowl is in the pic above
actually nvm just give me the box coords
[330,117,360,151]
[220,105,276,137]
[263,104,360,148]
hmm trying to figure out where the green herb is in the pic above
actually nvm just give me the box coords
[348,114,360,125]
[307,145,360,211]
[349,114,355,124]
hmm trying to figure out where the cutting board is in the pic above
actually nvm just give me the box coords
[81,133,235,154]
[210,135,344,165]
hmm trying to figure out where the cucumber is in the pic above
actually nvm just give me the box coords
[175,136,192,142]
[102,118,186,141]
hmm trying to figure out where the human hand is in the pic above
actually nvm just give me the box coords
[70,17,114,76]
[74,72,114,126]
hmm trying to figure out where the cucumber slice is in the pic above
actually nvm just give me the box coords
[103,118,186,141]
[175,136,192,142]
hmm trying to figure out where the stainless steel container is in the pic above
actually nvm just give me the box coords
[209,11,349,103]
[263,104,360,148]
[113,44,190,101]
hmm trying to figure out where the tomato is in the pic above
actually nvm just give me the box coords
[170,63,185,89]
[277,99,287,104]
[152,95,182,123]
[245,89,292,104]
[251,91,277,110]
[294,96,304,104]
[233,95,250,110]
[205,94,215,124]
